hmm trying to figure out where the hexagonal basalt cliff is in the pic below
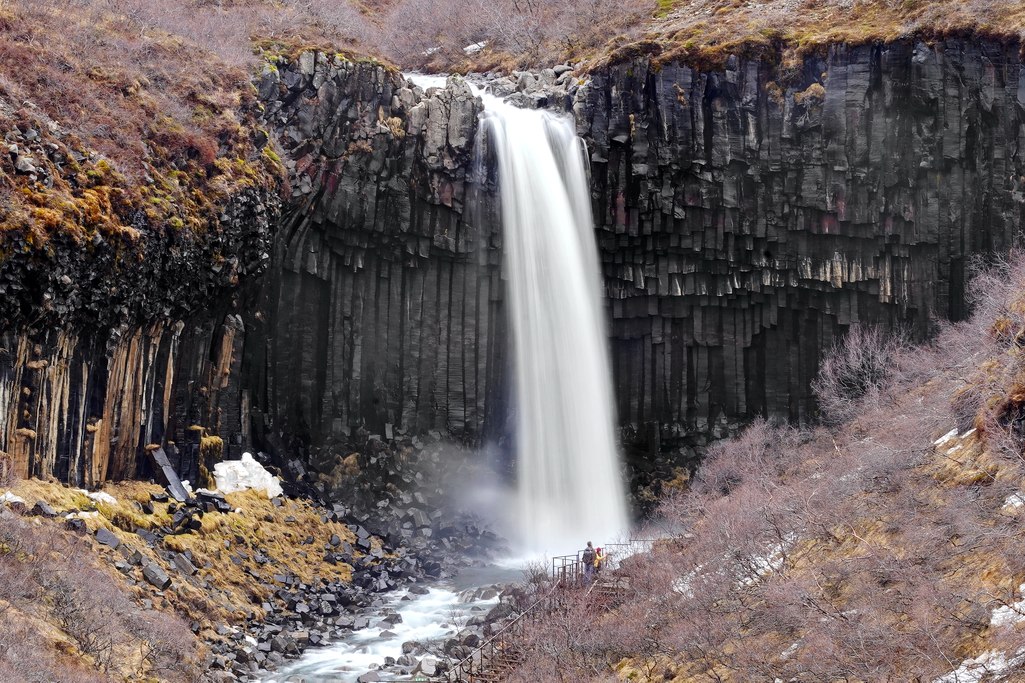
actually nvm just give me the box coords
[2,39,1024,487]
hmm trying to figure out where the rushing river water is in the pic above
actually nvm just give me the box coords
[273,75,631,679]
[268,565,522,683]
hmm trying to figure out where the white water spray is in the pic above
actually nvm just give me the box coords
[482,96,629,554]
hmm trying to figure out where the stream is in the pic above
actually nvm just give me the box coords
[266,564,524,682]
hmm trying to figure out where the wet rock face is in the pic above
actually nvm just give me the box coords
[4,40,1025,484]
[579,41,1025,446]
[248,56,507,449]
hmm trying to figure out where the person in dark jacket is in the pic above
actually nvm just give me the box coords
[581,541,596,583]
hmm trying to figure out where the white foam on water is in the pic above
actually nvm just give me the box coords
[269,586,498,682]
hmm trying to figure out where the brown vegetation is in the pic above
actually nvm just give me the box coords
[0,477,368,680]
[812,324,910,426]
[0,0,406,253]
[505,250,1025,681]
[378,0,657,71]
[599,0,1025,71]
[0,509,199,681]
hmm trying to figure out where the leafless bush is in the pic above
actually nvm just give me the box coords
[0,513,200,680]
[812,324,911,425]
[383,0,655,68]
[0,621,108,683]
[504,254,1025,681]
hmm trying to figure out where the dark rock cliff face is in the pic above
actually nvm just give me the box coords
[579,40,1025,450]
[252,40,1025,461]
[3,39,1024,485]
[0,188,276,484]
[246,56,506,455]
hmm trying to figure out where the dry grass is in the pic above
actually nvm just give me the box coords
[0,505,200,680]
[0,0,289,250]
[0,0,392,254]
[9,479,358,634]
[594,0,1025,71]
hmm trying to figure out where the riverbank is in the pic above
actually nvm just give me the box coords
[0,433,513,681]
[271,565,524,683]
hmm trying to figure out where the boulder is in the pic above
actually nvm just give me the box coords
[30,500,57,518]
[172,553,198,575]
[143,563,172,590]
[94,528,120,549]
[414,657,438,677]
[14,155,36,174]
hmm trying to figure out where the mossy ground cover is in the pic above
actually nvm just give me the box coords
[10,478,357,634]
[0,2,286,252]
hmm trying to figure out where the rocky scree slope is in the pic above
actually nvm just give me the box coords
[0,436,509,682]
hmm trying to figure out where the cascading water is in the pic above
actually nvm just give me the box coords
[269,77,631,682]
[481,96,629,555]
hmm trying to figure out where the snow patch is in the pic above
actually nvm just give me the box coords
[673,566,701,597]
[1002,493,1025,512]
[932,649,1025,683]
[0,491,25,505]
[213,452,283,498]
[990,584,1025,628]
[87,491,117,506]
[936,577,1025,682]
[934,428,959,447]
[739,535,796,587]
[463,41,487,55]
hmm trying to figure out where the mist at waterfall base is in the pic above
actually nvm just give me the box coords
[481,92,630,556]
[265,78,631,682]
[401,73,630,557]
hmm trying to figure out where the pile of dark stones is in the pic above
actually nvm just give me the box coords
[1,429,516,682]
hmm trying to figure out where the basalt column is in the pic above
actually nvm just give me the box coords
[247,58,507,451]
[578,40,1025,449]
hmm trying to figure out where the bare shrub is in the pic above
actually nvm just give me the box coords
[382,0,655,69]
[812,324,910,425]
[0,513,200,681]
[502,252,1025,681]
[0,621,108,683]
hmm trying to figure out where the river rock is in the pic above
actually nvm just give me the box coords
[95,527,120,548]
[414,657,439,676]
[143,563,172,590]
[30,500,57,517]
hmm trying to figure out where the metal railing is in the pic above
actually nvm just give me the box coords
[446,580,562,682]
[445,538,656,682]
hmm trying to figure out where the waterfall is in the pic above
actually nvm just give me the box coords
[482,96,629,554]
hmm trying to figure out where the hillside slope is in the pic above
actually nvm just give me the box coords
[598,0,1025,68]
[504,254,1025,681]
